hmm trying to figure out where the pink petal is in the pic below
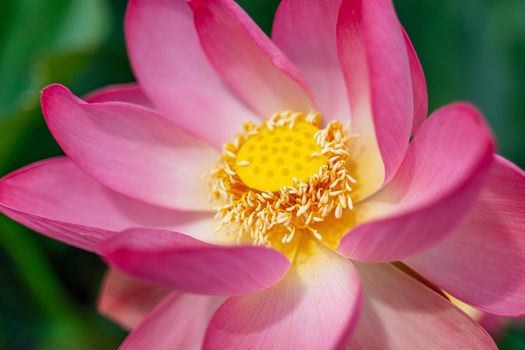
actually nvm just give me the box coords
[403,28,428,134]
[272,0,349,122]
[405,155,525,316]
[345,263,497,349]
[0,157,220,252]
[97,269,169,330]
[42,84,218,211]
[190,0,314,117]
[101,229,290,296]
[339,103,494,262]
[203,240,362,349]
[125,0,254,148]
[121,292,224,350]
[84,83,153,108]
[336,0,414,197]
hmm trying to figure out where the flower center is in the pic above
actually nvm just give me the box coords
[235,120,326,192]
[210,112,357,254]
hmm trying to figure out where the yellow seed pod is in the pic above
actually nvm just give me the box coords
[235,122,327,192]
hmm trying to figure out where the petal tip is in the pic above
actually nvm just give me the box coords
[41,84,83,122]
[41,83,72,103]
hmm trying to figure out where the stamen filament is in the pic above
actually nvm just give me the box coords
[209,111,356,247]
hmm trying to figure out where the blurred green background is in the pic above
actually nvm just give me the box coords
[0,0,524,349]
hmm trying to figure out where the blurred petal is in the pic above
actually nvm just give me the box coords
[339,103,494,262]
[0,157,220,252]
[272,0,349,122]
[337,0,414,197]
[203,239,362,350]
[191,0,314,117]
[406,156,525,316]
[42,84,218,211]
[84,83,153,107]
[97,269,169,330]
[126,0,254,148]
[101,229,290,296]
[121,292,223,350]
[346,263,497,350]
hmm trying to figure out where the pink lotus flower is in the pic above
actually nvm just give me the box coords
[1,0,524,348]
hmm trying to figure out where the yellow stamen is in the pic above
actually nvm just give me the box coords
[209,111,356,251]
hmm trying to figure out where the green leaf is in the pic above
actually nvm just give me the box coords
[0,0,110,119]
